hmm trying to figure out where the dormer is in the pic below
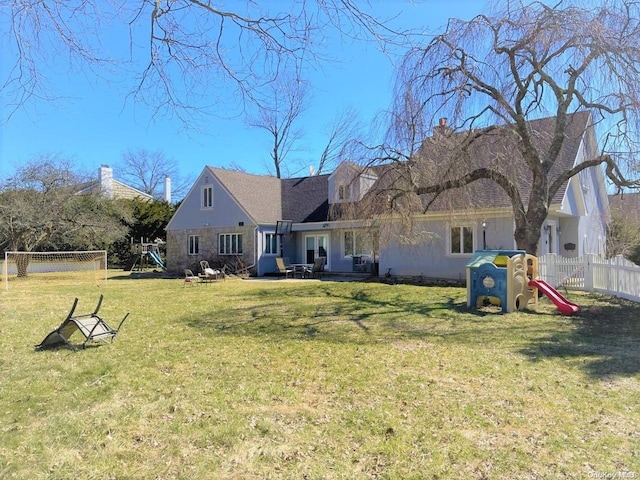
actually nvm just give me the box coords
[328,162,378,204]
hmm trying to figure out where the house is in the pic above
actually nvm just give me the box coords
[165,111,610,280]
[609,192,640,223]
[607,192,640,261]
[76,165,171,202]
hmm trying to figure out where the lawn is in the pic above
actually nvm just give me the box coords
[1,272,639,479]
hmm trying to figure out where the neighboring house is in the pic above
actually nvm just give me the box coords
[166,111,610,280]
[77,165,171,202]
[607,192,640,260]
[608,192,640,223]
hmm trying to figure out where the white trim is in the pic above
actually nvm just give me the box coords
[219,232,243,255]
[341,228,378,258]
[447,223,476,257]
[188,235,199,255]
[201,184,213,210]
[263,231,279,256]
[304,233,330,270]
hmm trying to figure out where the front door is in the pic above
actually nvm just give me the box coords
[305,234,328,268]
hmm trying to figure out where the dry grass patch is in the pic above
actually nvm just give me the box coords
[0,273,639,478]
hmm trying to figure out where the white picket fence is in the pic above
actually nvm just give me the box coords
[538,253,640,302]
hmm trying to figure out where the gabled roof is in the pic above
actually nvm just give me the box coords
[75,179,154,201]
[209,167,282,223]
[207,112,595,224]
[384,110,592,212]
[329,161,378,181]
[209,167,329,224]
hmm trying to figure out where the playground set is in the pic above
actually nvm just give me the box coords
[128,240,166,271]
[466,250,580,316]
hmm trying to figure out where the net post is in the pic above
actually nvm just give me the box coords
[3,251,7,291]
[102,250,108,284]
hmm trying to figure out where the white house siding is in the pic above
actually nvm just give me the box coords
[166,170,255,273]
[328,230,352,272]
[574,128,608,257]
[570,166,608,257]
[257,225,300,276]
[378,216,517,281]
[328,163,377,204]
[166,171,253,231]
[557,217,580,258]
[578,211,607,256]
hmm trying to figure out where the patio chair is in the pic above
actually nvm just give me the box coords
[305,257,326,279]
[275,257,294,279]
[199,260,223,283]
[35,295,129,351]
[184,269,200,286]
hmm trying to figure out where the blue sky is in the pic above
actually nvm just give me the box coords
[0,1,488,189]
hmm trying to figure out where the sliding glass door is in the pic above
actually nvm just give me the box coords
[305,234,328,267]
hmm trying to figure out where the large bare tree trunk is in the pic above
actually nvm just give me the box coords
[515,216,545,255]
[16,254,31,278]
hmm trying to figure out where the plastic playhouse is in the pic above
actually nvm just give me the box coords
[466,250,580,315]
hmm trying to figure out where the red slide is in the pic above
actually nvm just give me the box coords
[528,279,581,316]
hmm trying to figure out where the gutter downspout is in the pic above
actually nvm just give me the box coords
[244,226,259,275]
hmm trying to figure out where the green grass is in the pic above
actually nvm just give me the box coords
[1,273,639,479]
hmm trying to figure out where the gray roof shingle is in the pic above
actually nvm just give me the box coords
[281,175,330,223]
[209,167,282,223]
[208,112,592,223]
[209,167,329,224]
[410,110,592,211]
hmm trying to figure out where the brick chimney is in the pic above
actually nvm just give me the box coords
[434,117,453,136]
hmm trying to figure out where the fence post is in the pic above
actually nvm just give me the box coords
[547,253,557,285]
[3,252,7,291]
[584,254,594,292]
[616,254,622,297]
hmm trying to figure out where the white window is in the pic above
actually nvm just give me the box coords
[338,184,350,201]
[188,235,199,255]
[202,185,213,209]
[219,233,243,255]
[450,225,474,255]
[343,229,378,257]
[264,232,278,255]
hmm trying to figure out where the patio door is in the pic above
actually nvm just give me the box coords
[305,234,328,268]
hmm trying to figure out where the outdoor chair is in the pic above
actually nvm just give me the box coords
[199,260,223,283]
[184,269,200,286]
[305,257,326,279]
[275,257,294,279]
[35,295,129,351]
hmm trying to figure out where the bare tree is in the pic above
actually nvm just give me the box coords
[607,193,640,262]
[3,1,408,125]
[117,148,192,201]
[368,0,640,254]
[316,107,362,175]
[0,154,130,255]
[246,76,309,178]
